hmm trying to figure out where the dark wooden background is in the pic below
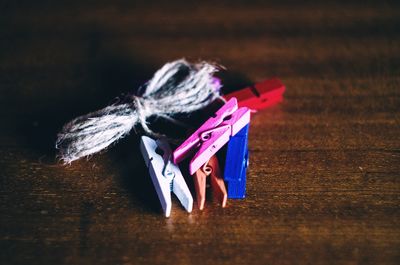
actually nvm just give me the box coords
[1,1,399,264]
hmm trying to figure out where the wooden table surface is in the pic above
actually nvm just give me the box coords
[1,1,399,264]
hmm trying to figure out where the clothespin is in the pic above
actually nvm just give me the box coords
[193,155,227,210]
[224,78,285,111]
[173,97,251,175]
[223,124,249,199]
[140,136,193,217]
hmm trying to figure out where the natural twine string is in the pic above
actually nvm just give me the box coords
[56,59,223,164]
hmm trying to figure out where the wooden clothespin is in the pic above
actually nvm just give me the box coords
[193,155,227,210]
[223,124,249,199]
[173,97,251,174]
[140,136,193,217]
[224,78,285,111]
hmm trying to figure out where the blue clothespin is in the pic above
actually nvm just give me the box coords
[140,136,193,217]
[223,124,249,199]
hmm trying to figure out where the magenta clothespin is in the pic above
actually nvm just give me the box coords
[173,97,251,175]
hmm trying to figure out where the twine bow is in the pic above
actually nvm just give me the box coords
[56,59,223,164]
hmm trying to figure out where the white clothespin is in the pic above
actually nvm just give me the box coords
[140,136,193,217]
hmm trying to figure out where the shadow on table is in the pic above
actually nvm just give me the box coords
[20,56,157,159]
[9,32,162,211]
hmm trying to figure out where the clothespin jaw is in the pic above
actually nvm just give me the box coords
[140,136,193,217]
[224,124,249,199]
[173,97,251,175]
[193,155,227,210]
[224,78,285,111]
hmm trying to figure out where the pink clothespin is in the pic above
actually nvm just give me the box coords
[173,97,251,175]
[193,155,227,210]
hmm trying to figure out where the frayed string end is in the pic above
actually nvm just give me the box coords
[56,59,221,163]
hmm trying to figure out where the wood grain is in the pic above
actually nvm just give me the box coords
[1,1,399,264]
